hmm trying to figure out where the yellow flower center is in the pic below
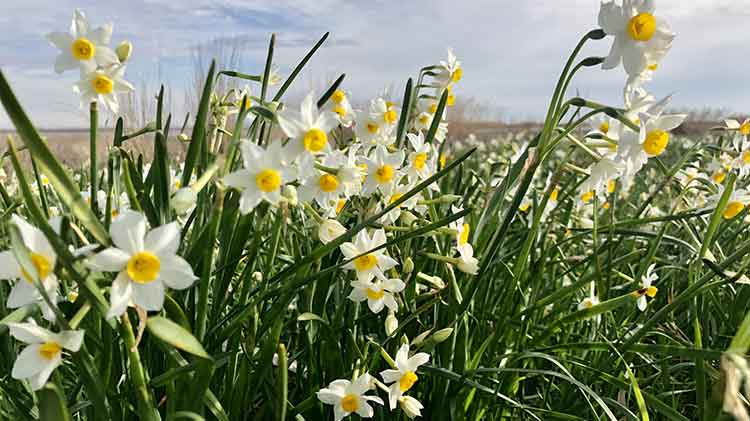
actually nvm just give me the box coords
[399,371,418,392]
[38,342,62,361]
[303,128,327,152]
[452,67,463,82]
[418,114,430,126]
[366,288,385,300]
[331,89,346,104]
[447,94,455,107]
[459,223,470,245]
[318,174,339,193]
[341,394,359,413]
[127,251,161,284]
[743,151,750,165]
[645,286,658,298]
[439,154,447,169]
[255,169,282,193]
[724,201,745,219]
[519,202,531,212]
[92,75,114,95]
[336,199,346,214]
[599,122,610,134]
[627,13,657,42]
[21,253,52,283]
[582,299,594,309]
[643,130,669,156]
[384,109,398,124]
[413,153,428,170]
[375,165,395,184]
[354,254,378,271]
[607,180,616,194]
[333,106,346,117]
[366,123,379,134]
[647,63,659,72]
[428,103,438,114]
[741,122,750,136]
[71,37,95,60]
[550,188,559,202]
[713,171,727,184]
[581,191,594,203]
[602,202,611,210]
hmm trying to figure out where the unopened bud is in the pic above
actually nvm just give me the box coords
[252,271,263,283]
[282,185,298,206]
[430,328,454,344]
[171,187,197,214]
[385,312,399,336]
[403,257,414,274]
[177,133,190,143]
[318,219,346,244]
[399,396,424,419]
[116,41,133,63]
[412,329,432,346]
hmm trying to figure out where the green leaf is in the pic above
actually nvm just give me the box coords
[147,316,210,359]
[37,384,72,421]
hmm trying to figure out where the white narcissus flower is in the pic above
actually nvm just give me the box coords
[326,89,355,127]
[318,219,347,244]
[361,146,405,196]
[7,322,84,391]
[380,344,430,409]
[74,64,134,114]
[578,158,625,203]
[369,97,400,129]
[456,244,479,275]
[405,132,439,189]
[577,295,601,310]
[635,263,658,311]
[599,0,675,77]
[355,110,394,147]
[85,211,197,318]
[340,229,398,283]
[298,157,346,208]
[449,206,471,248]
[435,47,462,87]
[316,373,384,421]
[709,188,750,220]
[379,184,427,225]
[0,215,62,321]
[348,277,405,314]
[45,9,119,74]
[223,140,297,214]
[277,92,339,159]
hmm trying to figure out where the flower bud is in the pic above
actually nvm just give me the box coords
[171,187,197,215]
[252,271,263,283]
[385,311,399,336]
[318,219,346,244]
[430,328,453,344]
[282,185,298,206]
[399,396,424,419]
[116,41,133,63]
[412,329,432,346]
[177,133,190,143]
[403,257,414,274]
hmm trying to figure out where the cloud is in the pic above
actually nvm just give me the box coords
[1,0,749,129]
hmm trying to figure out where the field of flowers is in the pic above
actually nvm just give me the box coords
[1,1,750,420]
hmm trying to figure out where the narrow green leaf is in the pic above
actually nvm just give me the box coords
[147,316,210,359]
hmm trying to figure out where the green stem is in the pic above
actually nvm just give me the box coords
[89,101,98,214]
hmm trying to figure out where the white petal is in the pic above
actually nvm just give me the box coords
[7,281,39,309]
[380,369,402,384]
[395,344,410,369]
[7,322,55,344]
[11,215,52,258]
[367,298,385,314]
[86,247,130,272]
[131,280,165,311]
[239,189,263,214]
[107,272,133,319]
[224,169,253,190]
[145,223,181,257]
[88,23,112,45]
[58,330,85,352]
[46,31,73,50]
[356,401,375,418]
[656,115,687,132]
[12,345,46,379]
[94,46,119,68]
[158,255,197,290]
[602,37,624,70]
[622,45,647,76]
[407,352,430,371]
[0,251,21,279]
[110,211,146,255]
[388,382,401,410]
[316,388,343,405]
[28,358,60,391]
[54,54,77,74]
[277,110,305,140]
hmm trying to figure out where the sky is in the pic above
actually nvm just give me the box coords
[0,0,748,129]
